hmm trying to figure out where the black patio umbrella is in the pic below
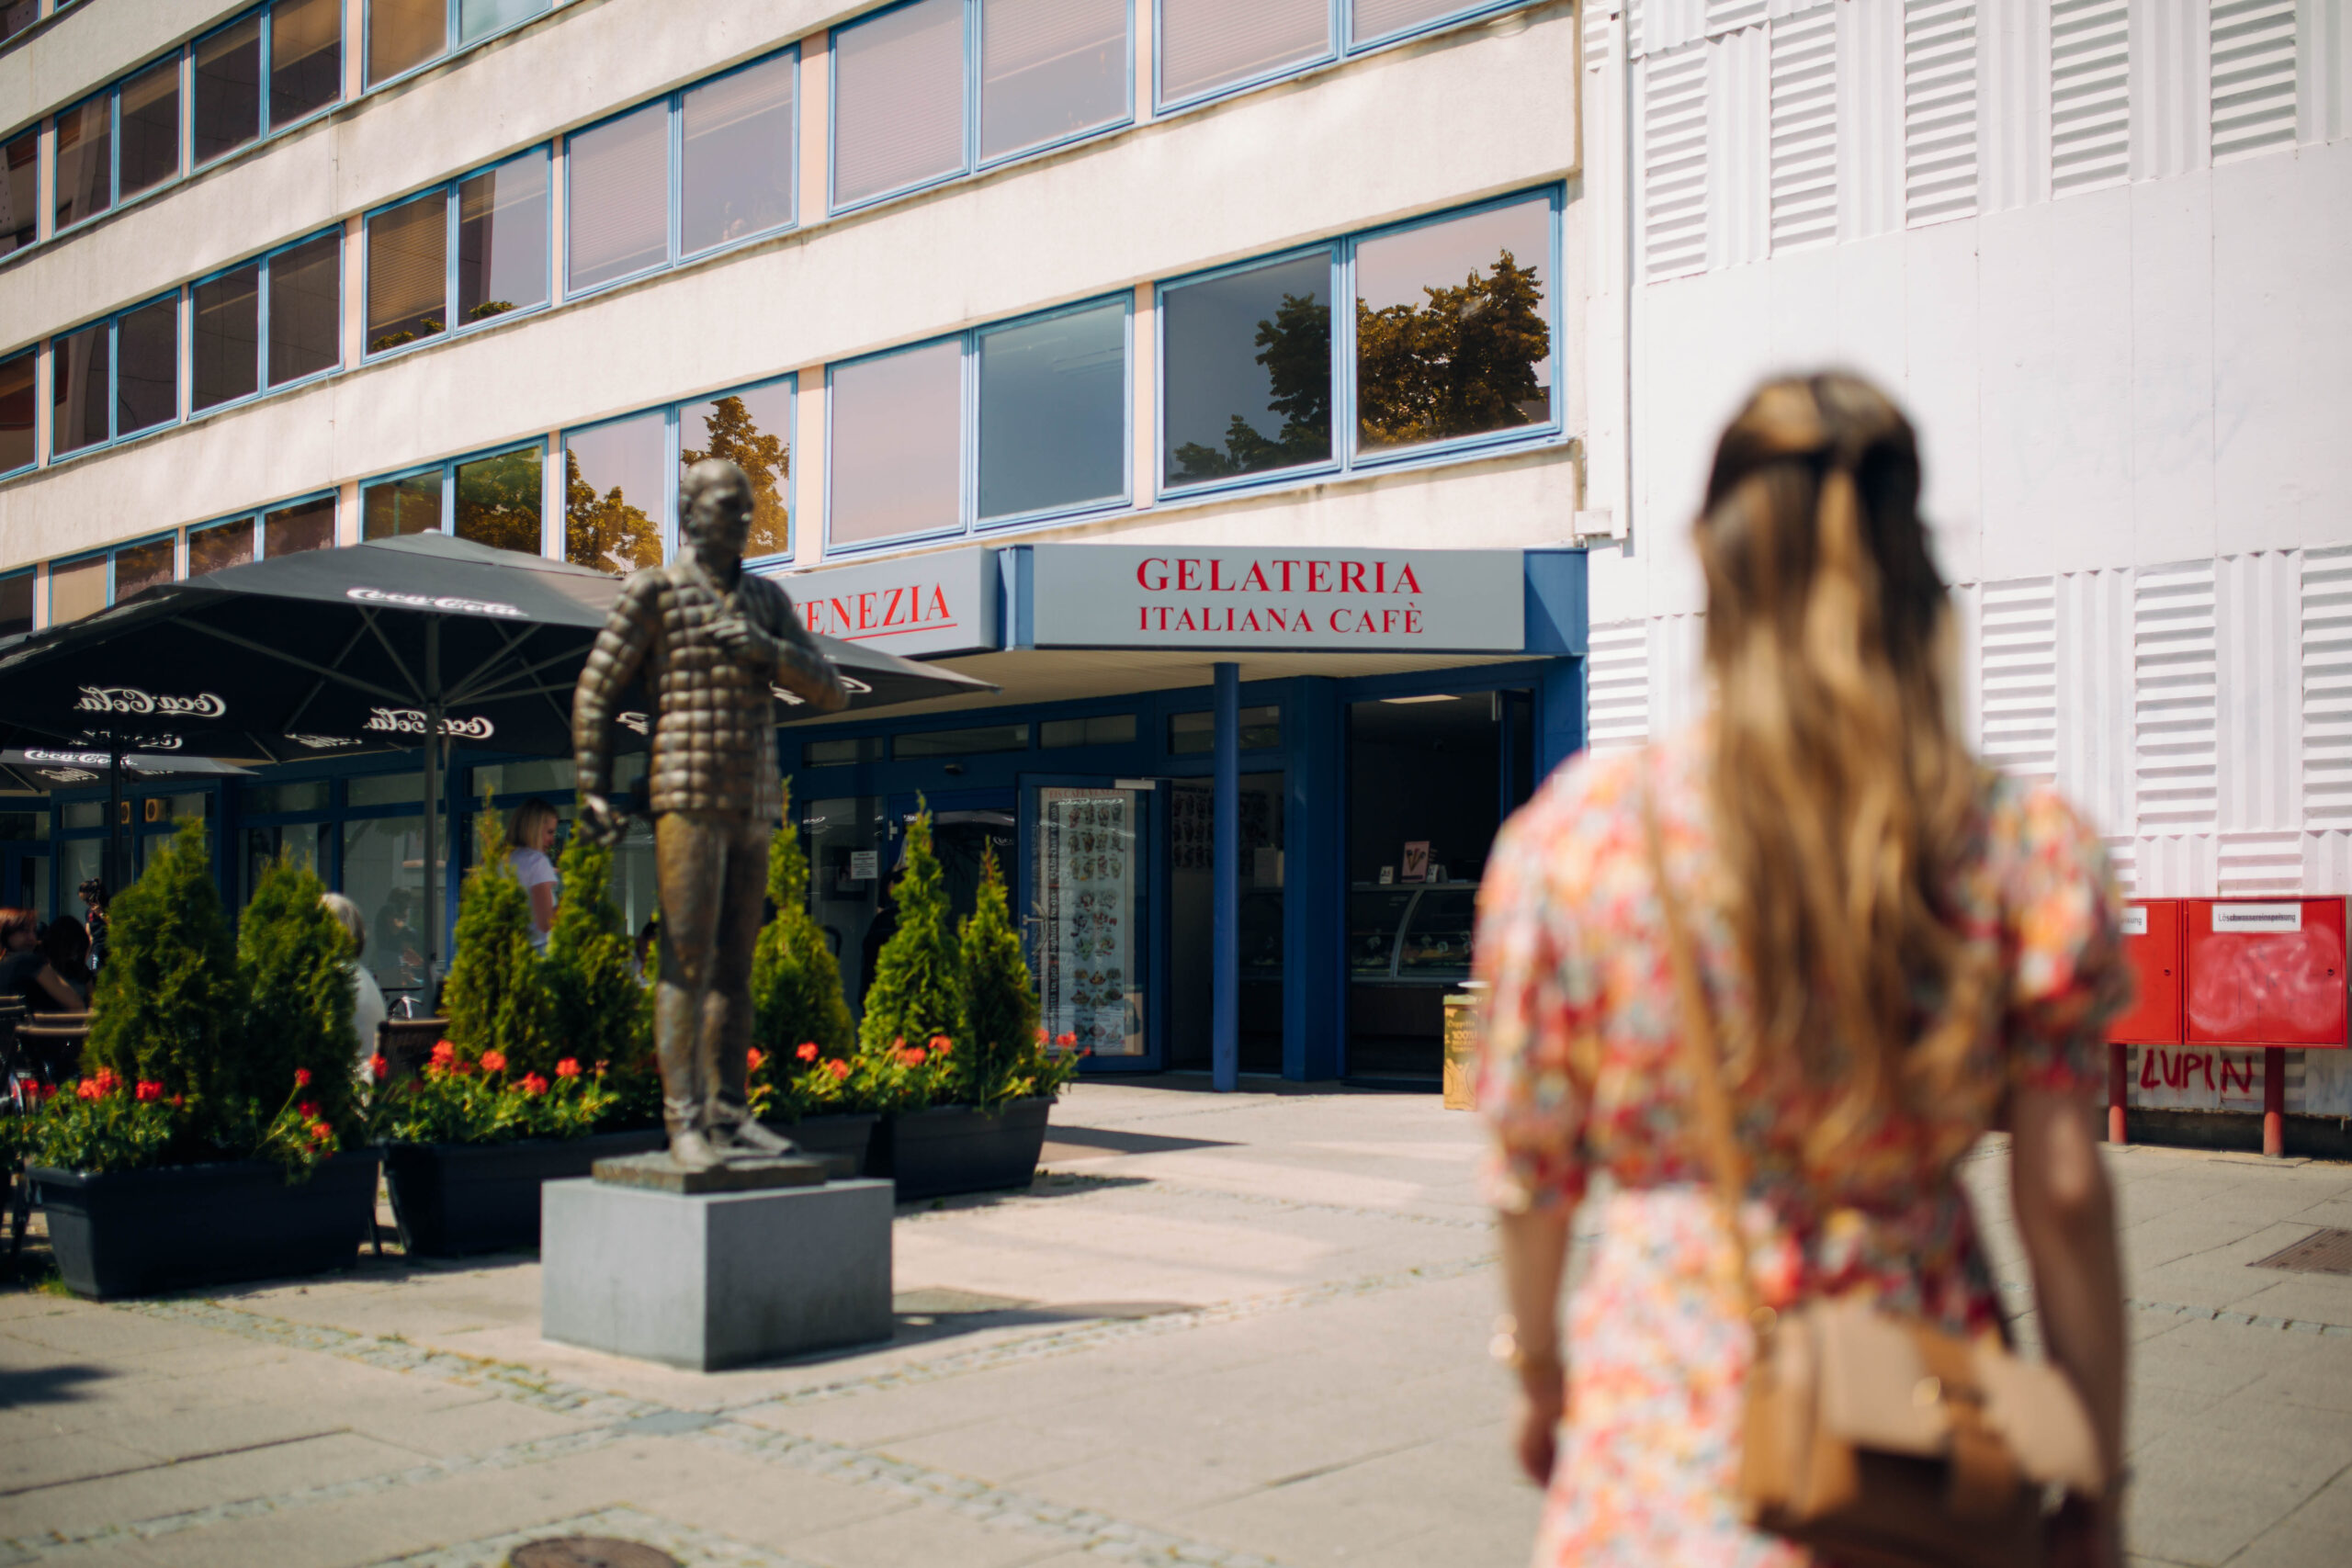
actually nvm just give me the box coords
[0,533,993,974]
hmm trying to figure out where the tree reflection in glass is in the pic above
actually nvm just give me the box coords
[682,381,792,559]
[453,445,543,555]
[565,413,665,573]
[1353,197,1551,454]
[1162,252,1331,487]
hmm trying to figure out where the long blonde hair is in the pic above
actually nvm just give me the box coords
[1695,374,1993,1162]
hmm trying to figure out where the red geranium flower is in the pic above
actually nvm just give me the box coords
[796,1042,820,1063]
[555,1058,580,1078]
[91,1067,119,1095]
[479,1049,507,1075]
[369,1054,390,1082]
[293,1067,311,1089]
[1055,1032,1077,1050]
[899,1046,927,1067]
[134,1080,163,1102]
[297,1100,320,1120]
[518,1073,549,1096]
[824,1058,851,1081]
[309,1121,334,1143]
[429,1041,457,1069]
[74,1079,100,1100]
[747,1048,765,1073]
[927,1034,952,1055]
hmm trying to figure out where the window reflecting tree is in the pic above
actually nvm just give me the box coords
[681,394,789,558]
[452,446,542,554]
[1168,292,1329,483]
[563,447,662,573]
[1355,249,1548,452]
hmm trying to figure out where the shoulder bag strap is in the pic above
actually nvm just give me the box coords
[1640,749,1763,1323]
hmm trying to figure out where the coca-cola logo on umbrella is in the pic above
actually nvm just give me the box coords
[74,686,228,719]
[364,708,496,739]
[345,587,525,618]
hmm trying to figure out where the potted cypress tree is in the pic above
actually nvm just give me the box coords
[373,804,655,1257]
[856,813,1070,1200]
[17,827,381,1299]
[748,785,876,1171]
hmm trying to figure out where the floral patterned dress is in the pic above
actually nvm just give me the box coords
[1475,730,2128,1567]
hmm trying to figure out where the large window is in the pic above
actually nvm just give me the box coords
[188,493,336,577]
[0,350,32,477]
[51,53,182,232]
[0,573,31,641]
[1159,189,1555,494]
[1157,0,1523,109]
[362,441,545,555]
[192,229,342,412]
[831,296,1126,551]
[367,149,549,355]
[368,0,548,87]
[567,51,796,295]
[193,0,343,168]
[833,0,1130,212]
[49,535,176,625]
[51,293,181,457]
[2,128,36,256]
[562,377,795,571]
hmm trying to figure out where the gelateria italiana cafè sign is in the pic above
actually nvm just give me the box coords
[1030,546,1524,651]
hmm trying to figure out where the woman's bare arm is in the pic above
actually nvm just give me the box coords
[528,882,557,937]
[33,962,83,1010]
[2010,1084,2127,1562]
[1497,1206,1572,1485]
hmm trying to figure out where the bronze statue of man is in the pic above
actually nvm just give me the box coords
[573,458,848,1168]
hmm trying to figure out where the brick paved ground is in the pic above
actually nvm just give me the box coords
[0,1082,2347,1567]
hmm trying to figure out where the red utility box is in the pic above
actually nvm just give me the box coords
[2109,899,2185,1044]
[2184,897,2349,1049]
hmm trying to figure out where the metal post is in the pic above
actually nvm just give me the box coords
[1213,661,1239,1093]
[2108,1043,2129,1145]
[422,620,441,992]
[2264,1045,2286,1157]
[106,731,125,894]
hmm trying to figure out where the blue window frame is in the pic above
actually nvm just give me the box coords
[49,289,182,460]
[831,0,1135,215]
[0,569,34,639]
[564,48,798,299]
[1157,186,1560,501]
[48,532,176,625]
[365,146,551,357]
[0,346,32,477]
[187,491,339,578]
[2,126,36,256]
[51,51,182,234]
[827,293,1130,556]
[192,0,345,168]
[366,0,550,90]
[359,438,548,556]
[190,226,345,413]
[560,374,796,571]
[1153,0,1532,114]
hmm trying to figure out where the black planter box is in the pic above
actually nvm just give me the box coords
[32,1151,382,1300]
[382,1128,665,1257]
[868,1098,1052,1201]
[763,1111,878,1174]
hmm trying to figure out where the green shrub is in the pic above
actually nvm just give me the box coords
[86,819,245,1125]
[751,786,856,1120]
[855,807,960,1060]
[954,847,1040,1108]
[544,831,646,1073]
[238,854,359,1134]
[443,795,556,1077]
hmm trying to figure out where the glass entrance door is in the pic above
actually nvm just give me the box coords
[1029,783,1150,1062]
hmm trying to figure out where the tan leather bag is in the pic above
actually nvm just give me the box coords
[1640,773,2107,1568]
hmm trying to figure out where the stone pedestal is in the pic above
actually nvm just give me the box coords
[541,1177,893,1371]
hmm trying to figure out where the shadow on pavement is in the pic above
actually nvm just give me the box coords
[0,1361,109,1407]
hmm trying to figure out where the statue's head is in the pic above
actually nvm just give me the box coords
[679,459,755,561]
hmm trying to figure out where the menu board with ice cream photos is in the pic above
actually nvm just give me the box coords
[1036,787,1143,1056]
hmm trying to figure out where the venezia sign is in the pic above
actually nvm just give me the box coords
[783,550,997,658]
[1028,547,1523,651]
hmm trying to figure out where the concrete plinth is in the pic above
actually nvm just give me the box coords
[540,1177,893,1371]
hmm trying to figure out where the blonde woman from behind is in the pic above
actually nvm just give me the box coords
[1476,374,2131,1568]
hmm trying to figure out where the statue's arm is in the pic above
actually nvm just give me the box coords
[746,584,850,715]
[573,576,658,802]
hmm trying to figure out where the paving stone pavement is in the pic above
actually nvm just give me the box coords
[0,1082,2347,1567]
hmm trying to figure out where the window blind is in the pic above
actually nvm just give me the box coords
[682,53,796,250]
[269,232,342,385]
[979,0,1127,161]
[1351,0,1477,49]
[1159,0,1329,105]
[368,194,447,344]
[831,341,963,545]
[568,101,670,290]
[271,0,344,126]
[835,0,967,206]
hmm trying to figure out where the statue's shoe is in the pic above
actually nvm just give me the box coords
[718,1117,800,1158]
[666,1127,728,1171]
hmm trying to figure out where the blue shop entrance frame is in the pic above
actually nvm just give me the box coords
[779,650,1585,1084]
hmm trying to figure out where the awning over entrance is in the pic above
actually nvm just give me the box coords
[779,542,1586,721]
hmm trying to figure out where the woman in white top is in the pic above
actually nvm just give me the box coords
[320,893,389,1077]
[507,798,561,951]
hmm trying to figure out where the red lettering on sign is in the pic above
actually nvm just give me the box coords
[1241,561,1271,592]
[1340,562,1367,594]
[1139,558,1169,591]
[1396,563,1423,594]
[1307,561,1332,592]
